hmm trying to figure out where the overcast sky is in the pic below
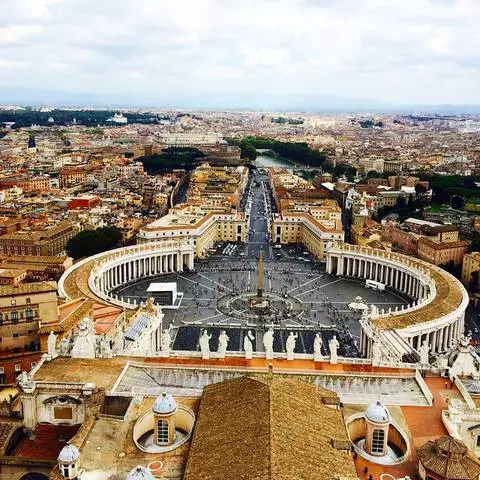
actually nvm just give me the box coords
[1,0,480,108]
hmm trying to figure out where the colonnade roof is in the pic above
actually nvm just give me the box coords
[373,266,464,330]
[328,244,466,331]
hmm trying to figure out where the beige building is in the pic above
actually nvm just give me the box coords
[461,252,480,290]
[0,281,58,353]
[138,206,247,258]
[272,211,344,260]
[0,222,80,256]
[417,236,470,267]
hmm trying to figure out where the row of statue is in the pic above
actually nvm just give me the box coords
[188,327,341,362]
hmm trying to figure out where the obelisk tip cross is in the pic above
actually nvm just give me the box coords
[257,249,264,298]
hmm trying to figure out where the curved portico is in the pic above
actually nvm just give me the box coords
[326,244,469,360]
[59,240,195,309]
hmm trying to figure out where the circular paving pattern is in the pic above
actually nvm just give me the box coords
[216,290,304,323]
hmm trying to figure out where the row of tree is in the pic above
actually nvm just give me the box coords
[66,227,123,260]
[138,147,206,173]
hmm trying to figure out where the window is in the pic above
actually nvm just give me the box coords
[63,465,70,476]
[476,435,480,448]
[157,419,169,444]
[25,308,33,319]
[14,364,21,372]
[10,299,16,306]
[11,310,18,322]
[0,367,4,374]
[26,298,31,304]
[372,429,385,454]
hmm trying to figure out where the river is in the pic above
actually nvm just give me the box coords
[254,154,293,169]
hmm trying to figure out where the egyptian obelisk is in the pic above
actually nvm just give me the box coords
[257,249,264,297]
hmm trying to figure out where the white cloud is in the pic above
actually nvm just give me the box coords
[0,0,479,106]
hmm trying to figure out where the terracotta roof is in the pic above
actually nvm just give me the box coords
[0,280,57,297]
[417,436,480,480]
[418,237,470,250]
[183,376,357,480]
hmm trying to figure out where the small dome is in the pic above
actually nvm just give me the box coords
[365,401,390,423]
[58,444,80,462]
[126,466,154,480]
[153,392,177,415]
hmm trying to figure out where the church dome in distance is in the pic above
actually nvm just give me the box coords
[365,401,390,424]
[152,392,177,415]
[58,444,80,463]
[126,466,155,480]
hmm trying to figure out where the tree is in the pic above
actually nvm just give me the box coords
[66,227,122,260]
[367,170,379,178]
[240,141,257,161]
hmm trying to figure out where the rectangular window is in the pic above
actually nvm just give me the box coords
[477,435,480,448]
[0,367,4,374]
[157,419,169,444]
[14,364,21,372]
[372,429,385,454]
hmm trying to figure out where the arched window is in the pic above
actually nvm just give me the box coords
[372,429,385,454]
[157,419,169,444]
[25,308,33,319]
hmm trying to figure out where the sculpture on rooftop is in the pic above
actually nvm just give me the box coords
[71,316,96,359]
[286,331,298,360]
[217,330,229,358]
[313,333,323,361]
[420,340,430,365]
[199,329,212,360]
[329,335,340,364]
[161,328,172,355]
[263,327,274,360]
[47,330,57,359]
[243,330,254,359]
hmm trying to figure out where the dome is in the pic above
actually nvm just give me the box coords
[126,466,154,480]
[152,392,177,415]
[365,401,390,423]
[58,444,80,462]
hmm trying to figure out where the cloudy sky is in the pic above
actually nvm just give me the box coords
[1,0,480,108]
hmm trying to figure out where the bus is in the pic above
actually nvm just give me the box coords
[365,279,385,291]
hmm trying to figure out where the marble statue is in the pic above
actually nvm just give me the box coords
[420,340,430,365]
[71,316,96,359]
[313,333,323,361]
[58,337,71,356]
[244,330,254,359]
[199,329,212,360]
[99,335,112,358]
[370,304,379,318]
[161,328,172,354]
[329,335,340,364]
[371,340,382,364]
[286,332,298,360]
[217,330,230,358]
[263,327,274,360]
[47,331,57,359]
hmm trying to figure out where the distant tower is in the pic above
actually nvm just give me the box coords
[58,444,80,479]
[257,249,264,298]
[152,392,177,446]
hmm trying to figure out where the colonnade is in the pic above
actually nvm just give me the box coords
[326,244,469,359]
[96,250,194,294]
[326,254,428,300]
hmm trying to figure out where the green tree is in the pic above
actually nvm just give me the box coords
[66,227,122,260]
[240,141,257,161]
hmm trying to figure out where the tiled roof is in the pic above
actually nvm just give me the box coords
[417,436,480,480]
[183,376,357,480]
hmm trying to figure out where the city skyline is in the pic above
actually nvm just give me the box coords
[2,0,480,109]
